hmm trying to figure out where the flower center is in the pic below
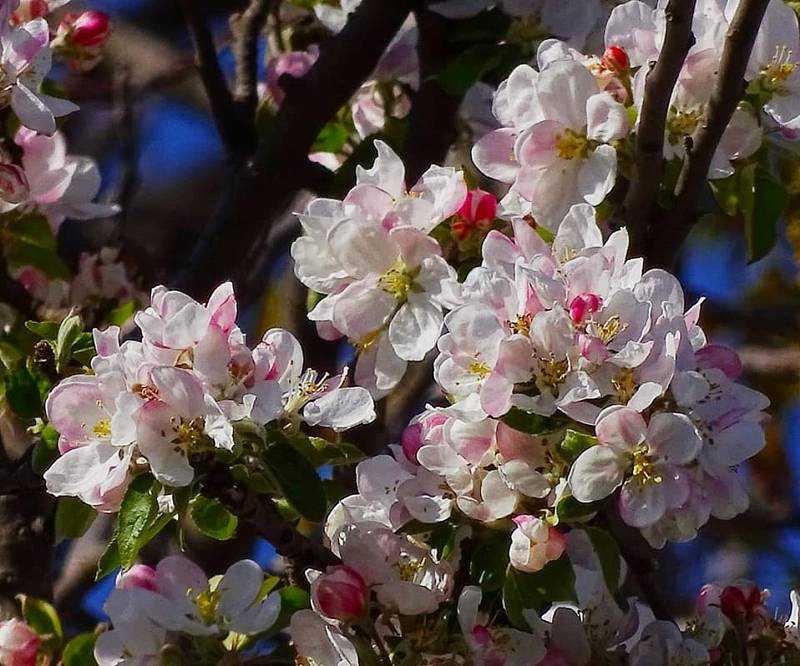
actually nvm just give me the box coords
[170,416,205,449]
[631,445,662,485]
[194,588,219,625]
[667,107,702,143]
[538,356,569,390]
[92,418,111,438]
[468,359,491,378]
[762,45,797,91]
[509,313,533,337]
[587,314,626,345]
[396,554,425,582]
[611,368,635,403]
[284,368,330,414]
[379,259,413,301]
[555,128,590,160]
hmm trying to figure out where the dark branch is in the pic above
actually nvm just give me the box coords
[175,0,418,300]
[230,0,270,121]
[402,7,466,184]
[178,0,250,155]
[201,467,338,571]
[623,0,696,257]
[645,0,771,268]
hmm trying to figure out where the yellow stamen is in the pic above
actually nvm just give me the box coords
[611,368,635,403]
[378,259,413,300]
[555,128,590,160]
[92,418,111,438]
[631,445,662,485]
[468,360,491,379]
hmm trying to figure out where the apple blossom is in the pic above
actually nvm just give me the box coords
[0,619,39,666]
[52,10,112,71]
[311,565,369,622]
[509,514,566,572]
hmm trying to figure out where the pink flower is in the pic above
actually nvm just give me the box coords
[266,48,318,105]
[0,619,39,666]
[312,565,369,622]
[568,292,602,324]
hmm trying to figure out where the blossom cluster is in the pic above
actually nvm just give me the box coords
[43,282,375,511]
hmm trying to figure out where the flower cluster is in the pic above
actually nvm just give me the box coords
[94,556,281,665]
[43,282,375,510]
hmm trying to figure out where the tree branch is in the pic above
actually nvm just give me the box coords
[201,466,338,571]
[178,0,251,156]
[645,0,771,268]
[175,0,418,300]
[402,6,466,184]
[230,0,270,121]
[623,0,696,257]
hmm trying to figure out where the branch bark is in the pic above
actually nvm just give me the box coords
[402,6,466,184]
[175,0,418,300]
[644,0,771,268]
[178,0,252,155]
[230,0,270,120]
[623,0,696,257]
[201,466,338,571]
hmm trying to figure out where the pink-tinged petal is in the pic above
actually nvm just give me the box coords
[595,406,646,451]
[695,344,742,380]
[303,387,376,431]
[516,120,562,168]
[355,139,405,198]
[5,18,49,72]
[206,281,237,333]
[618,479,665,527]
[568,445,625,502]
[150,367,206,415]
[327,216,397,277]
[647,412,701,465]
[344,184,394,222]
[11,83,55,135]
[471,128,519,183]
[331,282,396,341]
[155,555,208,600]
[260,328,304,388]
[388,297,442,361]
[536,59,598,128]
[577,144,617,205]
[586,92,629,142]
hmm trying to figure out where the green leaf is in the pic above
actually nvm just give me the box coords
[55,496,97,542]
[289,432,366,467]
[4,364,42,419]
[8,214,57,251]
[502,556,575,629]
[583,527,622,592]
[117,474,158,568]
[25,320,59,342]
[96,539,121,580]
[437,44,502,95]
[710,172,739,217]
[5,239,70,279]
[20,596,62,640]
[554,495,600,524]
[55,313,82,373]
[263,431,327,522]
[501,407,562,435]
[746,166,787,263]
[190,496,238,541]
[558,429,597,464]
[271,586,311,632]
[108,300,137,327]
[312,122,349,153]
[62,632,98,666]
[470,535,509,591]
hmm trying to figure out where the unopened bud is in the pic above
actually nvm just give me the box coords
[312,565,368,622]
[602,45,630,72]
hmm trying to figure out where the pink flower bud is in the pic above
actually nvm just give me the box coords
[0,619,39,666]
[719,582,764,621]
[568,292,602,324]
[58,11,112,49]
[401,421,425,463]
[0,164,29,204]
[453,189,497,240]
[116,564,158,591]
[602,45,630,72]
[312,565,369,622]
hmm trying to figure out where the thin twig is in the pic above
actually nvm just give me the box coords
[646,0,771,268]
[623,0,696,257]
[174,0,417,300]
[178,0,249,155]
[230,0,270,121]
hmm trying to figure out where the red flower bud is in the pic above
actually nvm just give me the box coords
[0,619,39,666]
[312,565,369,622]
[602,45,630,73]
[453,189,497,240]
[58,11,112,49]
[568,292,602,324]
[11,0,49,25]
[116,564,158,591]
